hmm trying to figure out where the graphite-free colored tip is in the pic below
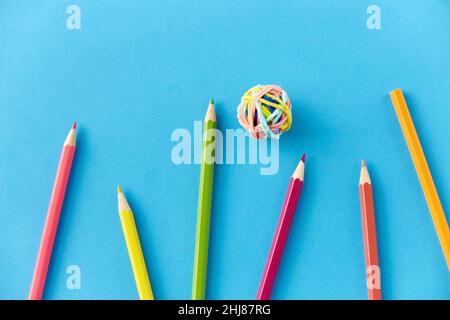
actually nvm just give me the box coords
[361,159,366,167]
[117,185,122,193]
[301,153,306,162]
[72,121,77,129]
[210,97,214,105]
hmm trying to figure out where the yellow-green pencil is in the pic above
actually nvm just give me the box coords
[117,186,154,300]
[192,99,216,300]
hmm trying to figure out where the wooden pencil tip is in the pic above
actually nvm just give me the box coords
[359,161,371,185]
[210,97,214,105]
[117,186,131,212]
[64,122,77,146]
[205,99,216,122]
[292,155,305,181]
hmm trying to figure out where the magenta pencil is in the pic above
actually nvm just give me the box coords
[257,154,305,300]
[29,122,77,300]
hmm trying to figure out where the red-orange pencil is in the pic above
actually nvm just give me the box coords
[359,160,381,300]
[29,122,77,300]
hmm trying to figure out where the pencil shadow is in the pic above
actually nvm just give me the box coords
[366,162,393,300]
[287,98,304,139]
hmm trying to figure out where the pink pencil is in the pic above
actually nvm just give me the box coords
[257,154,305,300]
[29,122,77,300]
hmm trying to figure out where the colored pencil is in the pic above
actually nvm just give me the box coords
[257,154,305,300]
[359,160,381,300]
[390,89,450,271]
[117,186,154,300]
[192,99,216,300]
[29,122,77,300]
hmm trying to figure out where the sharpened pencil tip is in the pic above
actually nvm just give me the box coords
[210,97,214,105]
[292,155,305,180]
[117,185,132,212]
[205,100,216,122]
[360,160,371,185]
[64,122,77,146]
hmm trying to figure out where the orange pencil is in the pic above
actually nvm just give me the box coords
[29,122,77,300]
[359,160,381,300]
[390,89,450,270]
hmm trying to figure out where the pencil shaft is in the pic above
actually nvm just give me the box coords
[119,209,154,300]
[359,183,381,300]
[192,119,216,300]
[390,89,450,270]
[29,144,75,300]
[257,178,303,300]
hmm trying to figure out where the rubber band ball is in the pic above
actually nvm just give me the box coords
[237,84,293,140]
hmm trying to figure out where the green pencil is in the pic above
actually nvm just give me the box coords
[192,98,216,300]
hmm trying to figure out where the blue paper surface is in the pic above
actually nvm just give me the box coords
[0,1,449,299]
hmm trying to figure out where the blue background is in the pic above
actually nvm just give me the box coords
[0,1,449,299]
